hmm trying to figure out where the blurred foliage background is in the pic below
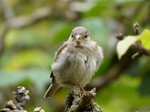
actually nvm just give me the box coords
[0,0,150,112]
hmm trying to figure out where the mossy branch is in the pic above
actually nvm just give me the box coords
[0,86,45,112]
[64,86,103,112]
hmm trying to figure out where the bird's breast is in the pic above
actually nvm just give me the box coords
[52,46,97,87]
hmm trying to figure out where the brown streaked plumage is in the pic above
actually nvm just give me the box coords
[44,26,103,98]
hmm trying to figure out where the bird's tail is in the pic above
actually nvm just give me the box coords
[44,81,60,98]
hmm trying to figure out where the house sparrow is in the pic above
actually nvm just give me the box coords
[44,26,103,98]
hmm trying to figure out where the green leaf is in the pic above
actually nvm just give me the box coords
[116,29,150,59]
[138,29,150,49]
[116,36,139,59]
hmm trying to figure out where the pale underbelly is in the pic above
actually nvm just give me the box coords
[52,54,96,87]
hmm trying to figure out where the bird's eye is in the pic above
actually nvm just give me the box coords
[71,35,74,38]
[84,35,88,38]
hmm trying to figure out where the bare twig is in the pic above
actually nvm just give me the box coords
[89,50,133,91]
[1,0,15,21]
[0,3,51,53]
[115,23,150,59]
[8,7,51,28]
[0,24,9,52]
[0,0,14,53]
[89,22,150,91]
[124,0,149,34]
[132,23,150,58]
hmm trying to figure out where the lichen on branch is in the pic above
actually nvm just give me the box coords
[64,86,103,112]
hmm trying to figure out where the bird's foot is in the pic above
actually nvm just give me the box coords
[75,84,85,93]
[63,82,85,93]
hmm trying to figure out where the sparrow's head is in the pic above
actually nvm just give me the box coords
[68,27,92,45]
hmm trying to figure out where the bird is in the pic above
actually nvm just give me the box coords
[44,26,103,98]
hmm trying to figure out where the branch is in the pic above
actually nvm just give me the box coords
[0,4,51,53]
[89,50,133,91]
[0,0,14,53]
[8,7,51,28]
[0,86,30,112]
[64,86,103,112]
[89,23,146,91]
[0,0,15,21]
[0,86,45,112]
[116,23,150,58]
[130,23,150,57]
[0,24,9,53]
[89,0,150,91]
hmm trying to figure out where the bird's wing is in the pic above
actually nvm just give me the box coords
[50,43,68,81]
[96,46,104,70]
[54,42,68,62]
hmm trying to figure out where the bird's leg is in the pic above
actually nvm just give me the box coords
[63,82,85,93]
[76,84,85,93]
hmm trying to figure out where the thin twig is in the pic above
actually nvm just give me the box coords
[89,21,150,91]
[8,7,51,28]
[0,2,51,53]
[0,24,9,52]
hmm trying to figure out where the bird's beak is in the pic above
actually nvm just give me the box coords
[74,34,84,43]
